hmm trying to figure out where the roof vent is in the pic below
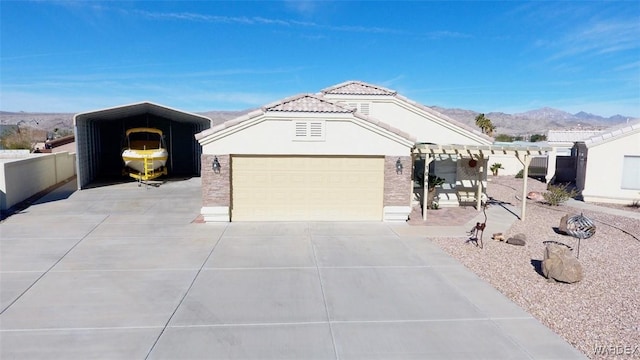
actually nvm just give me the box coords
[293,120,325,141]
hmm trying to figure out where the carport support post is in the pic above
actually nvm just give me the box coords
[423,155,434,221]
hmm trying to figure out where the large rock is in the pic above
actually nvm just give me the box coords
[542,243,583,283]
[506,233,526,246]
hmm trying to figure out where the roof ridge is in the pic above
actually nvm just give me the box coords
[264,93,355,113]
[321,81,397,96]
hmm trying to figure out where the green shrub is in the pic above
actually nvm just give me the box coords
[543,183,578,206]
[515,169,523,178]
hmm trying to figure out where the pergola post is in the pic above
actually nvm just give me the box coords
[409,152,415,205]
[423,155,434,221]
[517,153,533,220]
[476,155,484,210]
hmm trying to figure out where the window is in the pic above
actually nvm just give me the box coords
[621,155,640,190]
[293,120,325,141]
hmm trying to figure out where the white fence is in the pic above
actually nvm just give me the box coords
[0,152,76,211]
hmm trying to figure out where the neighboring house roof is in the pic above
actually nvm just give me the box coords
[547,130,604,144]
[584,120,640,148]
[195,93,415,143]
[321,81,397,96]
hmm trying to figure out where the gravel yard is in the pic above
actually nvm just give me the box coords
[431,176,640,359]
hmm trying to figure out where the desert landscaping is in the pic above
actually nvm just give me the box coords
[431,176,640,359]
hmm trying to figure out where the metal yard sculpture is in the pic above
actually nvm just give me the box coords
[564,213,596,258]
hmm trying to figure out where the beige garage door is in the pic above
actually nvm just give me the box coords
[232,156,384,221]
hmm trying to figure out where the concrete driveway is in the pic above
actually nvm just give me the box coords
[0,178,585,359]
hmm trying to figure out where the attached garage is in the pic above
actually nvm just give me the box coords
[231,156,384,221]
[74,102,211,189]
[196,94,415,222]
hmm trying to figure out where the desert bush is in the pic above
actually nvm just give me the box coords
[515,169,523,178]
[543,183,578,206]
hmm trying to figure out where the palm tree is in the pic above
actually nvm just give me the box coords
[474,113,496,136]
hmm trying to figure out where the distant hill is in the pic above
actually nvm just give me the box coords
[0,107,634,136]
[430,106,633,135]
[0,110,250,133]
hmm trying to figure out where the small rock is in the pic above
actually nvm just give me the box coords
[542,243,583,283]
[527,191,544,201]
[506,233,526,246]
[492,233,505,241]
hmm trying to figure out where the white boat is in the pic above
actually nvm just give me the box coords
[121,127,168,181]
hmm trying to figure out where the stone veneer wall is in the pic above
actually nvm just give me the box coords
[201,154,230,207]
[383,155,412,206]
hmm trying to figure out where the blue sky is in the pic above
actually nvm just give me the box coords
[1,1,639,117]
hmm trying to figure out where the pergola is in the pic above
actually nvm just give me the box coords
[412,144,551,221]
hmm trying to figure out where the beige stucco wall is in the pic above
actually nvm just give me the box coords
[0,152,76,211]
[582,131,640,204]
[201,113,412,157]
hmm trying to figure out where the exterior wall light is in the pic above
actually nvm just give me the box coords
[212,156,221,174]
[396,158,403,175]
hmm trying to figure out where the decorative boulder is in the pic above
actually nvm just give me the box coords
[542,242,583,283]
[506,233,526,246]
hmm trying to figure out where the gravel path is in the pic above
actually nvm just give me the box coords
[430,177,640,359]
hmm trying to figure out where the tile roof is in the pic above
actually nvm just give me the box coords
[196,92,414,143]
[321,81,397,96]
[584,119,640,147]
[547,130,605,143]
[264,94,355,113]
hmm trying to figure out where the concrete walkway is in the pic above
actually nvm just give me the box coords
[0,178,586,359]
[566,198,640,220]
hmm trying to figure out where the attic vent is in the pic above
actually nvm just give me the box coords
[310,122,323,137]
[293,120,325,141]
[295,122,307,137]
[360,103,370,115]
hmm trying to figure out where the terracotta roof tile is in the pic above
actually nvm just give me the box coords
[321,81,397,96]
[264,94,354,113]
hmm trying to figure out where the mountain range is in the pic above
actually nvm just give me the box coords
[429,107,632,135]
[1,107,634,136]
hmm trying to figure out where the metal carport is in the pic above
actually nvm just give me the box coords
[74,102,211,189]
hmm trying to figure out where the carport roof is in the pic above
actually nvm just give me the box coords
[73,101,211,126]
